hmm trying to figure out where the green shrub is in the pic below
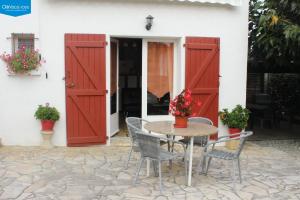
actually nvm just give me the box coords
[34,103,60,121]
[218,105,250,129]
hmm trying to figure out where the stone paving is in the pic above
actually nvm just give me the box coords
[0,138,300,200]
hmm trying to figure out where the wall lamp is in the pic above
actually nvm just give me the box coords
[145,15,154,31]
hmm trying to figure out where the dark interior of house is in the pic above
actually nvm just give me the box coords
[117,38,142,118]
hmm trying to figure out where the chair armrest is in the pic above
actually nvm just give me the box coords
[136,130,186,154]
[204,132,243,149]
[205,138,229,147]
[217,132,241,140]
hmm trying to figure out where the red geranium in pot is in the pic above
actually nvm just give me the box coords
[169,89,202,128]
[34,103,60,131]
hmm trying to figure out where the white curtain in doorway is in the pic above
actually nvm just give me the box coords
[147,42,174,99]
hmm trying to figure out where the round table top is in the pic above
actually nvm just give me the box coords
[144,121,218,137]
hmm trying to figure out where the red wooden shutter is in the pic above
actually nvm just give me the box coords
[65,34,106,146]
[185,37,220,140]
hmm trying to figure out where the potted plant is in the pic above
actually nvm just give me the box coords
[0,46,44,74]
[169,89,202,128]
[34,103,60,131]
[219,104,250,137]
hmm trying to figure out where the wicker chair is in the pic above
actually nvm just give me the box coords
[177,117,213,170]
[180,117,213,148]
[202,131,253,186]
[125,117,150,168]
[133,131,187,193]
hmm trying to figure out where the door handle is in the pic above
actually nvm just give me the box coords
[66,83,75,88]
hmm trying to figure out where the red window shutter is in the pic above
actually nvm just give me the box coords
[65,34,106,146]
[185,37,220,140]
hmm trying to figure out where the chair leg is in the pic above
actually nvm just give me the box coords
[125,145,133,169]
[167,135,174,151]
[168,135,174,169]
[237,158,242,183]
[158,161,163,193]
[197,155,206,174]
[205,157,212,175]
[133,158,144,186]
[232,160,236,190]
[152,160,159,177]
[171,135,175,153]
[181,143,189,162]
[169,160,173,170]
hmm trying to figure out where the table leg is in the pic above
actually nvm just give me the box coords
[187,136,194,186]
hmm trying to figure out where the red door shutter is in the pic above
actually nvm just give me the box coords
[185,37,220,140]
[65,34,106,146]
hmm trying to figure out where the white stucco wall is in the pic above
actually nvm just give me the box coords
[0,0,249,146]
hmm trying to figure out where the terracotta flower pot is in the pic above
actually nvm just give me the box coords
[41,120,56,131]
[228,128,241,138]
[174,116,188,128]
[226,128,241,150]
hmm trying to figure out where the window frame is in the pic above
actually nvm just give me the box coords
[11,33,35,54]
[142,38,179,120]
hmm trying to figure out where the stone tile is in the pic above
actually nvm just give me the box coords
[0,181,31,199]
[242,185,269,197]
[217,190,241,200]
[236,191,253,200]
[0,139,299,199]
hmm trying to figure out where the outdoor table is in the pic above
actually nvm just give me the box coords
[144,120,218,186]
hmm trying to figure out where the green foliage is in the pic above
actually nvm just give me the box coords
[0,47,41,74]
[34,103,60,121]
[218,105,250,129]
[249,0,300,68]
[268,74,300,111]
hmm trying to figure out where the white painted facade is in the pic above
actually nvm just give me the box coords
[0,0,249,146]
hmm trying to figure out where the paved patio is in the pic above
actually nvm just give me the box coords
[0,138,300,200]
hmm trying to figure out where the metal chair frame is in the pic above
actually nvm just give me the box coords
[125,117,150,168]
[178,117,213,170]
[133,131,187,193]
[202,131,253,187]
[180,117,214,148]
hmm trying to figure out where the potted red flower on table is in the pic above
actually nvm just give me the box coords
[169,89,202,128]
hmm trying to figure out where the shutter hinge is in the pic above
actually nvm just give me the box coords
[105,41,108,46]
[183,44,186,48]
[106,89,108,94]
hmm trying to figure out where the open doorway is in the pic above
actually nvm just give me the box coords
[110,38,142,137]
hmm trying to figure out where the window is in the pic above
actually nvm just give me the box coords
[12,33,34,53]
[147,42,174,115]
